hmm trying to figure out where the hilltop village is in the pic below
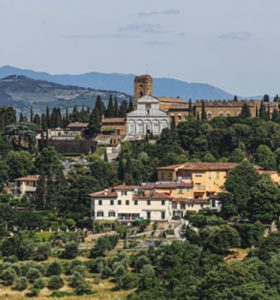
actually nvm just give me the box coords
[1,75,280,299]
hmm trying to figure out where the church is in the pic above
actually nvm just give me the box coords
[127,93,169,136]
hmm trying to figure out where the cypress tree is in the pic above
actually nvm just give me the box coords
[19,112,25,122]
[95,95,104,117]
[272,109,279,121]
[119,100,128,117]
[259,101,266,119]
[41,113,47,131]
[240,103,251,118]
[273,94,279,102]
[255,106,259,118]
[233,95,238,101]
[46,106,50,128]
[33,114,41,126]
[263,94,270,102]
[30,106,34,123]
[201,100,207,120]
[188,99,193,115]
[106,96,114,117]
[113,97,119,117]
[128,98,133,112]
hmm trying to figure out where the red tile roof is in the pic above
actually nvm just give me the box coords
[89,190,118,198]
[158,162,238,171]
[67,122,89,128]
[14,175,40,182]
[102,118,126,125]
[112,184,140,191]
[133,191,171,200]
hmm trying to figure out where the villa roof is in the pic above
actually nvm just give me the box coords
[14,175,40,182]
[102,118,126,125]
[158,162,238,172]
[90,190,118,198]
[157,97,186,104]
[112,184,140,191]
[67,122,89,128]
[133,191,171,200]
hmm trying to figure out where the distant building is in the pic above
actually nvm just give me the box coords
[101,118,127,136]
[127,94,169,136]
[48,122,89,141]
[14,175,40,198]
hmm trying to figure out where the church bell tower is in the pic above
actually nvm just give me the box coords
[134,74,153,109]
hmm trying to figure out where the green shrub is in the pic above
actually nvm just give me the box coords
[47,261,62,276]
[113,264,126,278]
[1,268,17,285]
[101,266,112,279]
[116,273,139,290]
[70,271,92,295]
[61,241,78,259]
[47,275,64,290]
[26,268,42,283]
[89,235,118,258]
[65,260,85,275]
[88,258,106,274]
[34,242,51,261]
[14,276,28,291]
[3,255,18,263]
[33,278,45,290]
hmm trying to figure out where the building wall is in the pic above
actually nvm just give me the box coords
[15,181,37,198]
[101,124,127,135]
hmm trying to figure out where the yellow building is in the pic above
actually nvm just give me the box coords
[101,118,127,136]
[14,175,40,198]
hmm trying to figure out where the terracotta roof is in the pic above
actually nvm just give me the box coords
[15,175,40,182]
[158,162,238,171]
[102,118,126,125]
[133,191,171,200]
[112,184,140,191]
[142,182,192,189]
[157,97,186,104]
[195,100,255,108]
[173,197,210,204]
[67,122,89,128]
[90,190,118,198]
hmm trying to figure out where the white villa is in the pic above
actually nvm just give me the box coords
[127,94,169,136]
[90,185,173,222]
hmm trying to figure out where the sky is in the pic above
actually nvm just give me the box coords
[0,0,279,96]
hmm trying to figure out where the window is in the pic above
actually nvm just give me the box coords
[161,211,165,220]
[178,189,183,195]
[126,200,129,205]
[121,190,127,196]
[200,204,204,208]
[98,200,102,205]
[178,115,182,120]
[97,211,104,217]
[118,200,122,205]
[109,211,116,217]
[161,200,165,206]
[147,211,151,219]
[147,200,151,206]
[180,202,186,210]
[110,200,114,205]
[169,172,173,180]
[134,200,138,205]
[195,173,203,177]
[172,202,177,209]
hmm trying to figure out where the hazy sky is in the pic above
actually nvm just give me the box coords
[0,0,279,96]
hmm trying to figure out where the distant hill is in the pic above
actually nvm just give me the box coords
[0,75,130,114]
[0,65,234,101]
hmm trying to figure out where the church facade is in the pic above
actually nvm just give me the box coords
[127,94,169,136]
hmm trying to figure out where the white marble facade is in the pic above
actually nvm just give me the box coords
[127,95,169,136]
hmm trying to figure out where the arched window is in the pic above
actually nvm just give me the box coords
[207,112,212,120]
[128,120,136,135]
[161,120,168,131]
[218,112,224,117]
[97,211,104,217]
[153,120,160,134]
[225,112,231,117]
[137,120,144,134]
[108,211,116,217]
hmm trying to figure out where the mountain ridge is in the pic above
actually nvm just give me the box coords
[0,65,234,100]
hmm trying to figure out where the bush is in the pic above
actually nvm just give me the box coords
[88,258,106,274]
[47,261,62,276]
[66,260,86,275]
[3,262,21,276]
[113,264,126,278]
[33,278,45,290]
[61,241,79,259]
[1,268,17,285]
[235,222,264,248]
[47,275,64,290]
[3,255,18,263]
[26,287,40,297]
[33,242,51,261]
[26,268,42,283]
[101,266,112,279]
[89,235,119,258]
[134,255,151,272]
[14,276,28,291]
[116,273,139,290]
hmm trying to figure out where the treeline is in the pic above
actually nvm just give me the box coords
[17,95,133,132]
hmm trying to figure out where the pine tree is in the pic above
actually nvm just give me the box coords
[201,100,207,120]
[106,96,114,117]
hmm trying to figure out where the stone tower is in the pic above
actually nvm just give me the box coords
[134,74,153,108]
